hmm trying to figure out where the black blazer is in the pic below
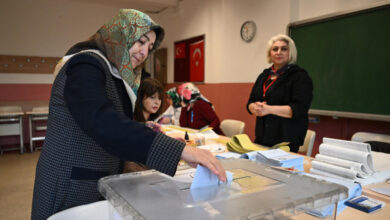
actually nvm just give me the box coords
[247,64,313,152]
[32,51,185,219]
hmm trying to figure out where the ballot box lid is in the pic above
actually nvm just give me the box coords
[98,158,348,220]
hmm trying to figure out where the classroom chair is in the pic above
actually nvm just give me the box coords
[0,105,24,154]
[351,132,390,143]
[220,119,245,138]
[299,129,316,157]
[351,132,390,154]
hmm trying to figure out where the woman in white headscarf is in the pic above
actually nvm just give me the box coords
[178,83,224,135]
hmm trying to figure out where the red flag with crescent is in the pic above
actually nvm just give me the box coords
[189,40,204,82]
[175,43,186,59]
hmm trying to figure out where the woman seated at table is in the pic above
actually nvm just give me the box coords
[178,83,224,135]
[133,78,165,124]
[124,78,165,173]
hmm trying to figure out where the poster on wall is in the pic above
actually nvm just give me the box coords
[189,40,204,82]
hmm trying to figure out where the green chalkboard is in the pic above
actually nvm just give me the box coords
[289,4,390,117]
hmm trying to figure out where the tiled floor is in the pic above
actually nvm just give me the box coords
[0,151,40,220]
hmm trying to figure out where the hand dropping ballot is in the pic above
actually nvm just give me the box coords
[190,165,233,189]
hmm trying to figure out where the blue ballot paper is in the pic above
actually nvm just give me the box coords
[256,149,305,171]
[240,151,259,160]
[190,165,233,190]
[216,150,304,171]
[216,152,242,159]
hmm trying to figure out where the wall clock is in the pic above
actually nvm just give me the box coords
[240,20,257,42]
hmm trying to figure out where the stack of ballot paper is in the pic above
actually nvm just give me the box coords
[217,148,303,171]
[198,126,220,139]
[238,144,290,161]
[311,138,375,182]
[226,134,262,153]
[256,149,304,171]
[218,138,290,160]
[270,142,290,152]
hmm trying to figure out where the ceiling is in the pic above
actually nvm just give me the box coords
[67,0,180,14]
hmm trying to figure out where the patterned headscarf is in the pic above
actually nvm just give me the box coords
[92,9,164,92]
[177,83,211,105]
[166,87,181,108]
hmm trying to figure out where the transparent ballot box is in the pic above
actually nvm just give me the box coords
[98,159,348,220]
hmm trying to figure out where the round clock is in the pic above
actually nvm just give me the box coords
[240,20,257,42]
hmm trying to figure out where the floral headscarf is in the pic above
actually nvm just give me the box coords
[166,87,181,108]
[93,9,164,92]
[177,83,211,105]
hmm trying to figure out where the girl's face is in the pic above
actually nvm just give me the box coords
[129,30,156,68]
[143,92,162,115]
[270,40,290,68]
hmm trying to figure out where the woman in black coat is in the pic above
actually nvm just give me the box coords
[32,9,226,220]
[247,34,313,152]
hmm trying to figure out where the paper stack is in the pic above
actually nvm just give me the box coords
[226,134,262,154]
[310,138,375,182]
[256,149,304,171]
[198,127,220,139]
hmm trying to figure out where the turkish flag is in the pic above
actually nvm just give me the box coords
[175,43,186,59]
[189,40,204,82]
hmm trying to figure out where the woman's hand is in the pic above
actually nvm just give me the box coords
[174,137,186,143]
[159,117,171,124]
[257,102,293,118]
[257,102,271,116]
[145,121,163,132]
[249,102,262,116]
[249,102,293,118]
[180,146,227,182]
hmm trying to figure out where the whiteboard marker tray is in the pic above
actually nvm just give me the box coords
[98,159,347,220]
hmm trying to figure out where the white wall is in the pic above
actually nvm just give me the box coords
[153,0,292,83]
[154,0,390,83]
[0,0,126,57]
[1,0,388,83]
[0,0,127,83]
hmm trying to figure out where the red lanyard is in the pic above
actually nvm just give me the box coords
[263,74,277,97]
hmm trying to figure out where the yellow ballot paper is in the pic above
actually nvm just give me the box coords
[162,125,198,133]
[199,126,213,133]
[227,134,262,154]
[271,142,290,152]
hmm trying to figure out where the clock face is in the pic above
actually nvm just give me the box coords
[241,21,256,42]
